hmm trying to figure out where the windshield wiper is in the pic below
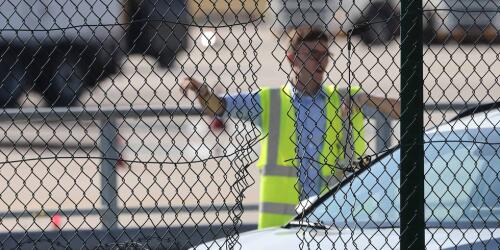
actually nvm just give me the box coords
[284,220,328,230]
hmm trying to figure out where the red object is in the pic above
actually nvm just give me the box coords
[210,117,225,131]
[51,213,62,229]
[116,155,126,168]
[115,134,126,168]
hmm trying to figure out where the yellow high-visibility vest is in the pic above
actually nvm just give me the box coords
[256,85,366,229]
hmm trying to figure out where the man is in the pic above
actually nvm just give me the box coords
[180,26,400,229]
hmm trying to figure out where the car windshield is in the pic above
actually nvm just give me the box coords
[306,128,500,228]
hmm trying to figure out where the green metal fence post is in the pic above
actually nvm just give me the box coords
[400,0,424,249]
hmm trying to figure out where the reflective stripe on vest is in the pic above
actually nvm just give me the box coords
[257,85,366,229]
[258,88,298,229]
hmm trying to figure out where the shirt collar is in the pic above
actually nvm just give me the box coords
[286,82,328,100]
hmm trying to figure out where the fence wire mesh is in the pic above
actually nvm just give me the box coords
[268,0,499,249]
[0,0,499,249]
[0,0,265,249]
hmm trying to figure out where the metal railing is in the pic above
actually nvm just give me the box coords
[0,101,475,231]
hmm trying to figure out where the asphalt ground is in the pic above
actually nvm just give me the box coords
[1,24,499,233]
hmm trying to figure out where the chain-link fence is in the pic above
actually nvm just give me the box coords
[278,0,499,249]
[0,0,499,249]
[0,0,264,249]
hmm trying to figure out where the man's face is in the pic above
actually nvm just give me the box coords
[290,40,330,93]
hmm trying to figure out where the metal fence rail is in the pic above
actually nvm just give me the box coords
[0,103,473,212]
[0,102,476,248]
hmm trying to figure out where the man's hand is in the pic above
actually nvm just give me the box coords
[180,77,209,100]
[179,77,225,116]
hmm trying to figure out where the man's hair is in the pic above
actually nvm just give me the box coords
[288,26,330,53]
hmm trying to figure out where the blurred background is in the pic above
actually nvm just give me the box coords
[0,0,499,248]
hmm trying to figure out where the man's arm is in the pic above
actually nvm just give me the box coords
[180,77,226,116]
[356,94,401,119]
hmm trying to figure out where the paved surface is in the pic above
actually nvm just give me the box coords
[1,24,499,233]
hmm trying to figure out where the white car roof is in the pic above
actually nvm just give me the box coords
[427,107,500,134]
